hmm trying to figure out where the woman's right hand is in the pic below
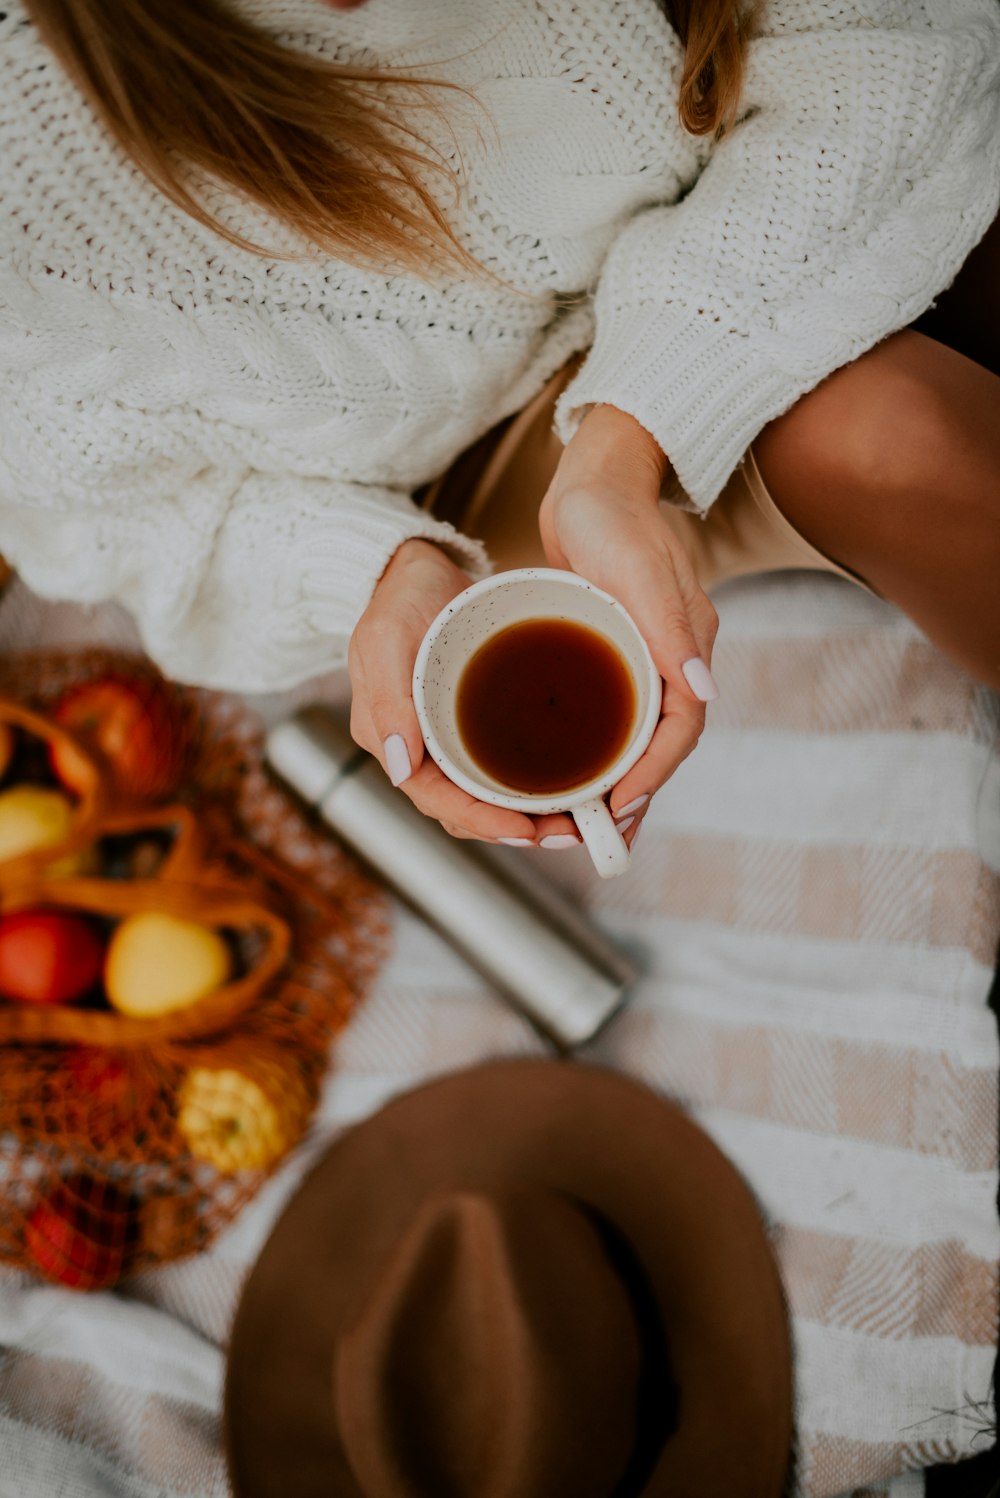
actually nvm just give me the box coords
[348,538,581,845]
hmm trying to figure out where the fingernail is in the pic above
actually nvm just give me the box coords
[681,657,720,702]
[630,819,643,849]
[499,837,535,847]
[540,834,580,850]
[615,815,635,835]
[616,794,649,818]
[383,734,412,786]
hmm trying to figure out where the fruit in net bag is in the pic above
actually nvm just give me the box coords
[50,675,187,801]
[104,912,232,1017]
[0,651,381,1284]
[64,1047,141,1138]
[177,1051,311,1173]
[24,1174,133,1290]
[0,909,104,1005]
[0,786,75,860]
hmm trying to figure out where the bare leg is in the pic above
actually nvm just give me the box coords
[754,328,1000,689]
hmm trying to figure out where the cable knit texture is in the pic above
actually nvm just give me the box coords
[1,0,998,690]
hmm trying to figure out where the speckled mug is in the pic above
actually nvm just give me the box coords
[412,569,661,878]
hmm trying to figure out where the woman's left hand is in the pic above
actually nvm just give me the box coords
[538,403,720,845]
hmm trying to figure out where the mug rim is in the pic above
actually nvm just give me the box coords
[412,568,661,814]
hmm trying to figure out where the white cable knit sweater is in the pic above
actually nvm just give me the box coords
[1,0,998,691]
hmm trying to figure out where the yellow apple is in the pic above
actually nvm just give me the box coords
[104,912,232,1018]
[176,1059,309,1173]
[0,785,76,864]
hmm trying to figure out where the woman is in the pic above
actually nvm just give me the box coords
[1,0,998,850]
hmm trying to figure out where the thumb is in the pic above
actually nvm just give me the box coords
[539,511,569,570]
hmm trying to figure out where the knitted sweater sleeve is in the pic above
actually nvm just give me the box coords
[0,442,490,694]
[556,0,1000,513]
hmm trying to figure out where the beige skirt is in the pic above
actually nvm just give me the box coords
[419,359,872,593]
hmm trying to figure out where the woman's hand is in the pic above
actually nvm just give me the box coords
[348,538,580,844]
[539,404,720,846]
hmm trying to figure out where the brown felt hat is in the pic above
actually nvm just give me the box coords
[225,1060,792,1498]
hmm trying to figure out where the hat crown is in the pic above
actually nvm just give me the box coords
[333,1186,641,1498]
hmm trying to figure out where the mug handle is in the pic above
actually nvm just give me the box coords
[573,797,631,879]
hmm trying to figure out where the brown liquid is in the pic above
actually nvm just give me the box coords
[456,618,636,794]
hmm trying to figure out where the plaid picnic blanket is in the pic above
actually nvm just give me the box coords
[0,571,997,1498]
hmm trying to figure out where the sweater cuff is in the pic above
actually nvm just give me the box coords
[297,496,492,643]
[553,304,801,515]
[170,492,491,695]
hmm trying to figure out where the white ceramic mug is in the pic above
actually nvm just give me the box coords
[412,569,661,878]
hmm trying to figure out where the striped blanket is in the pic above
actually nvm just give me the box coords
[0,570,997,1498]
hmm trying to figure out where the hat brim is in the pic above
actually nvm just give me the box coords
[225,1060,792,1497]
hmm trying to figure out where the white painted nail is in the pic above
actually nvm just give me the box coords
[616,794,649,818]
[383,734,412,786]
[615,815,635,835]
[499,837,535,847]
[681,657,720,702]
[540,834,580,850]
[630,819,643,848]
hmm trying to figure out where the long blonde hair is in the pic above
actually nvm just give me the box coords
[666,0,760,136]
[24,0,757,272]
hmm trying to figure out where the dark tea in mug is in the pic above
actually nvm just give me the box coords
[456,618,636,794]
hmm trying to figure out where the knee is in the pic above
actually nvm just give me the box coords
[758,331,1000,567]
[792,361,971,504]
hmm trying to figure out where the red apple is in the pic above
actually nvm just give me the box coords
[24,1175,131,1290]
[63,1047,140,1142]
[65,1046,131,1103]
[0,908,105,1005]
[49,675,187,801]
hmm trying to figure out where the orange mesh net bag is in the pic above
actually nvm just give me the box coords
[0,650,391,1289]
